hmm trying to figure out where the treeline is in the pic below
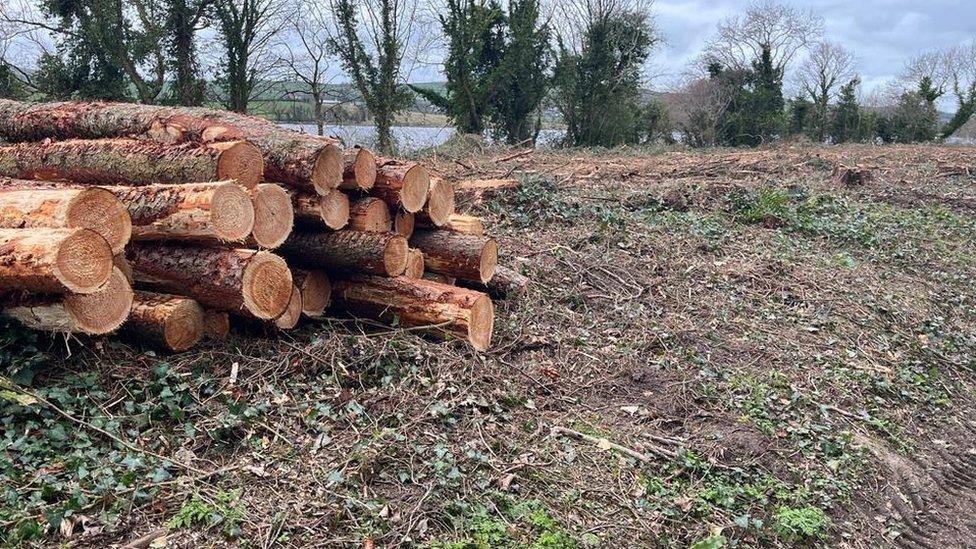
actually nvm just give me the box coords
[1,0,973,152]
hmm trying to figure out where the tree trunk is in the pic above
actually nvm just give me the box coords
[273,285,303,330]
[394,210,415,239]
[372,159,430,213]
[410,230,498,284]
[107,182,255,243]
[421,177,455,227]
[458,265,528,300]
[347,198,392,232]
[332,275,494,350]
[0,266,133,335]
[0,182,132,254]
[417,214,483,236]
[122,291,205,352]
[127,243,293,320]
[0,99,342,193]
[0,138,263,189]
[292,190,349,230]
[203,310,230,340]
[404,248,425,279]
[0,228,114,294]
[292,269,331,317]
[341,147,377,191]
[247,184,294,249]
[279,231,407,277]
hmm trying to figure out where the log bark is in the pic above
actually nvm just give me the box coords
[107,182,254,243]
[292,189,349,230]
[0,228,114,294]
[348,198,392,232]
[122,291,205,352]
[422,177,455,227]
[404,248,425,279]
[0,266,133,335]
[417,213,484,236]
[410,230,498,284]
[332,275,494,350]
[0,182,131,254]
[342,147,377,191]
[458,265,528,300]
[127,243,293,320]
[279,231,407,277]
[0,138,263,189]
[423,272,456,285]
[203,310,230,340]
[273,285,303,330]
[394,210,415,239]
[372,160,430,213]
[248,184,294,249]
[292,269,331,316]
[0,99,341,193]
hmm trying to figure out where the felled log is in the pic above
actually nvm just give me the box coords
[404,249,425,279]
[280,231,408,277]
[456,178,519,203]
[417,213,484,236]
[394,211,415,239]
[0,228,114,294]
[273,285,303,330]
[107,182,255,243]
[424,272,456,285]
[114,255,133,284]
[0,183,131,254]
[422,177,455,227]
[292,189,349,231]
[127,244,293,320]
[1,266,133,335]
[0,99,341,193]
[292,269,331,317]
[332,275,494,350]
[248,184,294,248]
[342,147,377,191]
[458,265,528,300]
[372,160,430,213]
[410,230,498,284]
[122,291,205,352]
[348,198,392,232]
[203,310,230,340]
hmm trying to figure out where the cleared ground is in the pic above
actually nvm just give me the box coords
[2,143,975,548]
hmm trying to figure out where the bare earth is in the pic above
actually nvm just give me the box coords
[2,143,976,548]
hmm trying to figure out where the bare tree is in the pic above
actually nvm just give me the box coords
[276,0,338,135]
[554,0,656,53]
[901,50,951,98]
[213,0,286,113]
[797,41,855,140]
[702,0,823,75]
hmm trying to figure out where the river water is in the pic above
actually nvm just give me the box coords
[279,123,564,151]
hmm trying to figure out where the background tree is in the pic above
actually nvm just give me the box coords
[213,0,283,113]
[797,41,855,141]
[786,95,812,137]
[164,0,212,106]
[940,41,976,138]
[830,77,860,142]
[331,0,419,153]
[276,0,337,135]
[718,45,784,146]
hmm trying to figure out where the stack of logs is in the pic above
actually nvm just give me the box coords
[0,99,527,352]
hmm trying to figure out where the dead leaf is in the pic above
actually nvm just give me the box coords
[674,495,693,513]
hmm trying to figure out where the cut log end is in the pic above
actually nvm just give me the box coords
[384,235,410,277]
[214,141,264,189]
[394,211,415,238]
[241,251,294,320]
[312,144,344,194]
[66,188,132,255]
[468,294,494,351]
[204,310,230,340]
[321,189,350,230]
[480,239,499,284]
[401,165,431,213]
[54,228,115,293]
[349,198,392,232]
[404,248,425,279]
[127,292,205,352]
[250,184,294,248]
[163,299,205,351]
[274,285,303,329]
[425,178,456,226]
[64,267,134,334]
[352,148,377,190]
[294,269,331,316]
[211,182,256,241]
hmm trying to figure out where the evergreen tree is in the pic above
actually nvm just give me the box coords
[164,0,212,106]
[786,95,812,136]
[830,78,860,143]
[719,45,785,146]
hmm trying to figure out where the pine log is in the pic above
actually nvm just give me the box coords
[114,254,133,284]
[410,230,498,284]
[127,244,293,320]
[0,138,263,189]
[348,197,392,232]
[0,228,114,294]
[423,272,456,285]
[0,266,133,335]
[122,291,205,352]
[0,183,131,254]
[332,275,494,350]
[107,182,255,243]
[0,99,342,193]
[280,231,408,277]
[292,189,349,230]
[292,269,331,316]
[422,177,455,227]
[273,285,303,330]
[342,147,377,191]
[417,213,484,236]
[372,160,430,213]
[203,310,230,340]
[404,248,425,279]
[458,265,528,300]
[248,183,294,248]
[394,210,415,239]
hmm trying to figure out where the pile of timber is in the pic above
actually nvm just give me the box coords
[0,99,528,352]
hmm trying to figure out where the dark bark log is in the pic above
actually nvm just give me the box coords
[410,230,498,283]
[279,231,407,277]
